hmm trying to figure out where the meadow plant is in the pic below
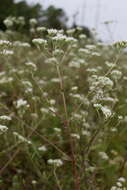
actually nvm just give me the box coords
[0,17,127,190]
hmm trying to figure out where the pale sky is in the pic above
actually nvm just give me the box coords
[25,0,127,42]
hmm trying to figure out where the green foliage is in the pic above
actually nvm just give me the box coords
[42,5,68,30]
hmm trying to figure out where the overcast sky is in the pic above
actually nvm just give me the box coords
[26,0,127,42]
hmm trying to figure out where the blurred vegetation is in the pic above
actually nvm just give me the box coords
[0,0,92,38]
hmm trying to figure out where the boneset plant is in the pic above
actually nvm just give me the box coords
[0,18,127,190]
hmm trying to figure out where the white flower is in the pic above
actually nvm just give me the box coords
[0,49,14,55]
[71,133,80,140]
[101,106,112,119]
[49,99,56,105]
[32,180,37,185]
[99,152,109,160]
[40,108,49,114]
[47,29,58,35]
[79,34,87,39]
[98,76,114,89]
[118,177,126,183]
[116,182,122,187]
[0,124,8,133]
[13,41,30,48]
[52,34,67,41]
[36,26,46,32]
[54,128,61,133]
[71,86,78,91]
[50,78,60,83]
[25,62,37,71]
[4,18,13,28]
[15,99,29,108]
[110,186,117,190]
[13,132,31,144]
[29,18,37,26]
[111,70,122,80]
[32,38,47,45]
[38,145,47,152]
[0,40,12,46]
[105,61,115,68]
[47,159,63,167]
[0,115,11,121]
[65,37,77,43]
[93,104,102,109]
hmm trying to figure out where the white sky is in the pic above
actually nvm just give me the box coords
[26,0,127,42]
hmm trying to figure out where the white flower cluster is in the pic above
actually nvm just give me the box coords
[0,115,11,121]
[90,76,114,91]
[47,29,58,35]
[0,40,12,46]
[13,132,32,144]
[94,104,112,119]
[25,62,37,71]
[0,49,14,55]
[4,18,13,28]
[15,99,29,109]
[47,159,63,167]
[38,145,47,152]
[32,38,47,46]
[0,124,8,134]
[111,177,126,190]
[98,151,109,160]
[71,133,80,140]
[13,41,31,48]
[29,18,37,26]
[36,26,46,32]
[111,70,122,80]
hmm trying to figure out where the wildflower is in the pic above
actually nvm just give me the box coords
[29,18,37,26]
[32,180,37,185]
[47,29,58,35]
[0,49,14,55]
[49,99,56,105]
[111,70,122,80]
[52,33,67,42]
[25,62,37,71]
[0,115,11,121]
[65,37,77,43]
[4,18,13,28]
[116,182,122,187]
[54,128,61,133]
[99,152,109,160]
[66,28,75,35]
[101,106,112,119]
[71,86,78,91]
[79,34,87,39]
[13,132,31,144]
[38,145,47,152]
[69,60,81,68]
[32,38,47,45]
[118,177,126,183]
[0,40,12,46]
[53,49,64,57]
[13,41,30,48]
[114,41,127,49]
[36,26,46,32]
[50,78,60,83]
[0,124,8,133]
[105,61,115,68]
[45,57,57,64]
[15,99,29,109]
[71,133,80,140]
[40,108,49,114]
[47,159,63,167]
